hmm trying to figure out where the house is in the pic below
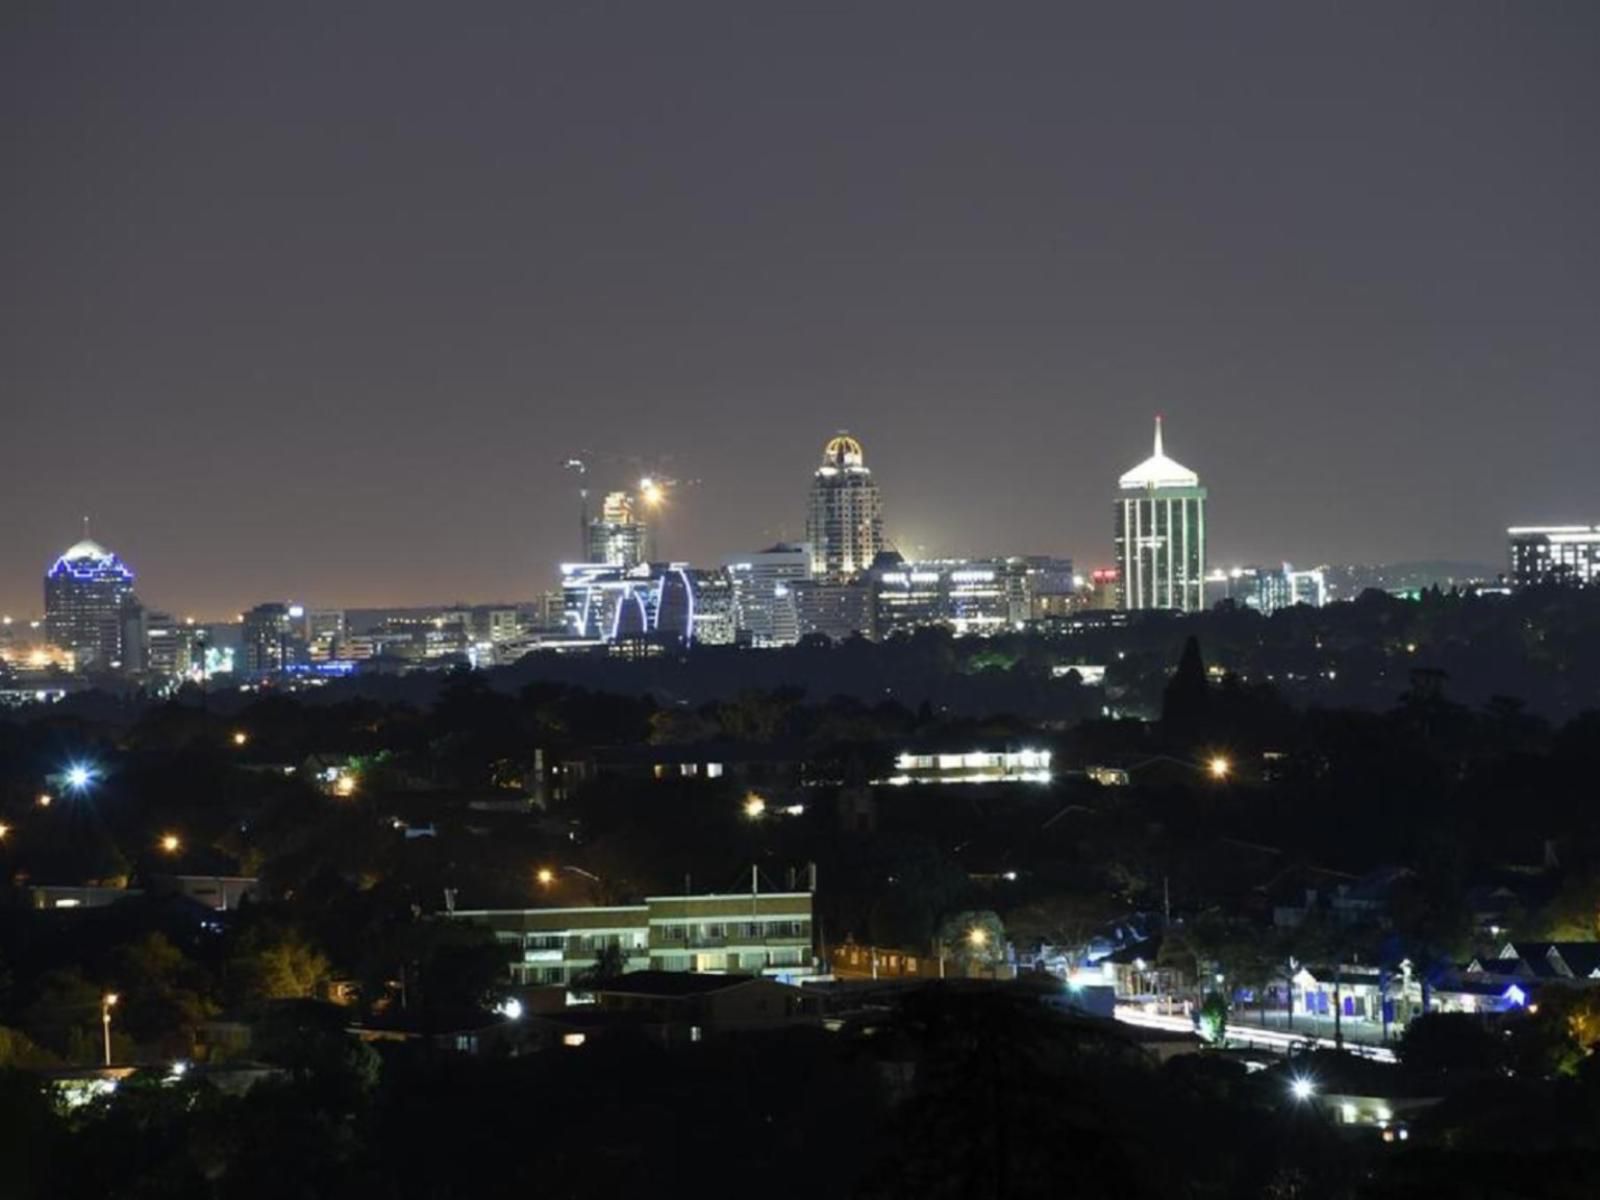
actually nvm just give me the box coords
[1467,942,1600,984]
[1093,938,1187,999]
[1292,965,1388,1024]
[351,1008,526,1057]
[583,972,819,1044]
[1428,974,1539,1015]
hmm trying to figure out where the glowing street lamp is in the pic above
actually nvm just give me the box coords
[37,793,52,808]
[231,731,249,748]
[536,867,556,887]
[743,794,767,820]
[65,764,96,793]
[638,476,665,508]
[968,927,989,949]
[1207,755,1232,781]
[0,823,10,841]
[102,993,119,1067]
[160,833,182,855]
[1289,1076,1316,1101]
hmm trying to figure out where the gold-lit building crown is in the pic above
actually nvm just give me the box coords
[822,434,865,468]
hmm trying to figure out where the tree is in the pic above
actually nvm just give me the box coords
[225,925,332,1007]
[1161,636,1209,744]
[1196,991,1229,1044]
[1396,1013,1505,1075]
[936,911,1007,977]
[111,932,217,1058]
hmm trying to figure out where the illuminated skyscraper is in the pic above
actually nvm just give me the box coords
[586,490,653,568]
[726,543,812,646]
[1114,417,1207,612]
[805,434,884,580]
[44,538,137,671]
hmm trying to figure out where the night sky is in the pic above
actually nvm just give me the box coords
[4,3,1597,617]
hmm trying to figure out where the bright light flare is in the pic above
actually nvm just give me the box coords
[1290,1076,1316,1101]
[968,927,989,948]
[743,794,766,820]
[232,731,249,747]
[536,867,555,887]
[37,793,52,808]
[1207,755,1232,780]
[160,833,181,854]
[638,477,664,507]
[66,764,95,792]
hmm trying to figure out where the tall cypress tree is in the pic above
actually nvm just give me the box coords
[1161,635,1209,744]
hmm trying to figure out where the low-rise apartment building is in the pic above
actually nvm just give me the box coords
[450,890,817,987]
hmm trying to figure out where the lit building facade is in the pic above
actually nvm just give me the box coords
[1114,418,1206,612]
[44,539,137,671]
[725,543,812,647]
[450,890,817,987]
[1207,564,1327,614]
[241,602,310,674]
[871,556,1013,637]
[805,434,884,580]
[791,577,873,642]
[586,490,653,569]
[561,563,700,646]
[1508,526,1600,588]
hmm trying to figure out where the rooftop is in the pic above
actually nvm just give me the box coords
[1118,416,1200,490]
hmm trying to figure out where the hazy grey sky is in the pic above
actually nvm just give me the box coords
[4,2,1597,615]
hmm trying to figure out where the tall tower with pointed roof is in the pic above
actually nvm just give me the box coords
[1114,417,1207,612]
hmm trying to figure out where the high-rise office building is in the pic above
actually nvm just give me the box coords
[1508,526,1600,588]
[241,603,310,674]
[44,538,137,671]
[1114,417,1206,612]
[586,490,653,569]
[1207,564,1327,614]
[725,543,812,647]
[805,434,884,580]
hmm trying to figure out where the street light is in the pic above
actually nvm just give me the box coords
[1289,1076,1316,1101]
[231,731,249,748]
[160,833,181,855]
[968,927,989,949]
[1208,755,1232,781]
[65,763,95,793]
[37,793,52,808]
[536,867,555,887]
[102,993,119,1067]
[743,794,766,820]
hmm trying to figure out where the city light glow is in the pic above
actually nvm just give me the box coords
[65,764,95,792]
[160,833,181,854]
[1290,1076,1316,1101]
[743,794,767,819]
[537,867,555,887]
[1208,755,1232,780]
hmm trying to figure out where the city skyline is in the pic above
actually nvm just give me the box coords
[0,412,1546,622]
[5,4,1598,615]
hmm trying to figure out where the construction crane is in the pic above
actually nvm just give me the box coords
[560,451,698,561]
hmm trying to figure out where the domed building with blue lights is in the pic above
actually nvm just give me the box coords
[44,537,137,671]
